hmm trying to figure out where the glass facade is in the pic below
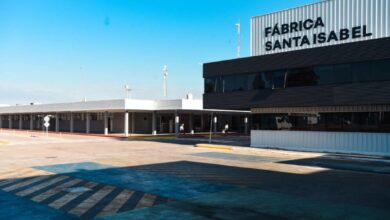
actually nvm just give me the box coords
[204,58,390,93]
[252,112,390,133]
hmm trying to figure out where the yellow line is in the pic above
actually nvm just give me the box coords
[0,141,9,145]
[194,144,233,151]
[128,136,176,140]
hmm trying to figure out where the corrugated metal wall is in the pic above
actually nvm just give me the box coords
[251,0,390,56]
[251,130,390,156]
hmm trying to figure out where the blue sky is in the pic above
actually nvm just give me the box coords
[0,0,317,104]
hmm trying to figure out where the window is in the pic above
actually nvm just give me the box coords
[314,65,334,85]
[372,59,390,81]
[224,74,249,92]
[204,76,223,93]
[204,77,216,93]
[286,68,318,87]
[272,71,286,89]
[246,73,257,90]
[204,58,390,94]
[333,64,352,84]
[252,112,390,133]
[352,62,372,82]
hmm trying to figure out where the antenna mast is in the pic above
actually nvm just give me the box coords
[235,22,241,58]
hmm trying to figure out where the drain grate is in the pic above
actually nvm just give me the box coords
[63,186,92,193]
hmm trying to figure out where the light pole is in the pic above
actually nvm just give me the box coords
[125,85,132,99]
[163,65,168,98]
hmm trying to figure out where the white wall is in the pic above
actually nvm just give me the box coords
[251,0,390,56]
[251,130,390,156]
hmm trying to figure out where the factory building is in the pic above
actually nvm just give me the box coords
[203,0,390,156]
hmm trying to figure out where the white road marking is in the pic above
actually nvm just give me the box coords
[135,193,157,209]
[96,189,135,217]
[68,185,115,216]
[49,182,98,209]
[31,178,83,203]
[16,175,69,197]
[2,175,51,192]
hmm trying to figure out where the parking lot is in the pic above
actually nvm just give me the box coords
[0,131,390,219]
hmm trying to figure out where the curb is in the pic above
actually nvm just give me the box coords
[194,144,233,151]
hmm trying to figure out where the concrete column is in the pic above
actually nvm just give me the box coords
[124,112,129,137]
[175,111,180,137]
[189,113,194,134]
[55,113,59,132]
[19,114,22,130]
[131,112,135,134]
[200,114,204,131]
[9,115,12,129]
[110,115,114,133]
[104,112,108,135]
[213,116,218,133]
[70,113,74,133]
[244,117,249,134]
[86,113,90,134]
[152,112,157,135]
[30,114,34,130]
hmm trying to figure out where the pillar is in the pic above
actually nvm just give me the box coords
[152,111,157,135]
[244,117,249,134]
[189,113,194,134]
[124,112,129,137]
[86,113,90,134]
[70,113,74,133]
[104,112,108,135]
[131,112,135,134]
[0,115,2,129]
[55,113,59,132]
[175,111,180,137]
[19,114,22,130]
[9,115,12,129]
[213,116,218,133]
[110,115,114,133]
[30,114,34,130]
[200,114,204,132]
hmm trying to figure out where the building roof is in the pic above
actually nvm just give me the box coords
[0,99,249,114]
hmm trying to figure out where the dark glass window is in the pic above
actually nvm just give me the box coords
[205,77,216,93]
[224,74,248,92]
[272,71,286,89]
[372,59,390,81]
[333,64,352,84]
[252,72,273,89]
[286,68,318,87]
[252,112,390,133]
[314,65,334,85]
[246,74,257,90]
[204,58,390,94]
[352,62,372,82]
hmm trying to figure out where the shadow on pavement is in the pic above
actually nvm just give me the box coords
[278,156,390,175]
[1,159,390,219]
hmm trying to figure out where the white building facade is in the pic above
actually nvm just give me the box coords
[0,98,249,137]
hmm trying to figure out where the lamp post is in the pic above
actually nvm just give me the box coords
[163,65,168,98]
[125,85,132,99]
